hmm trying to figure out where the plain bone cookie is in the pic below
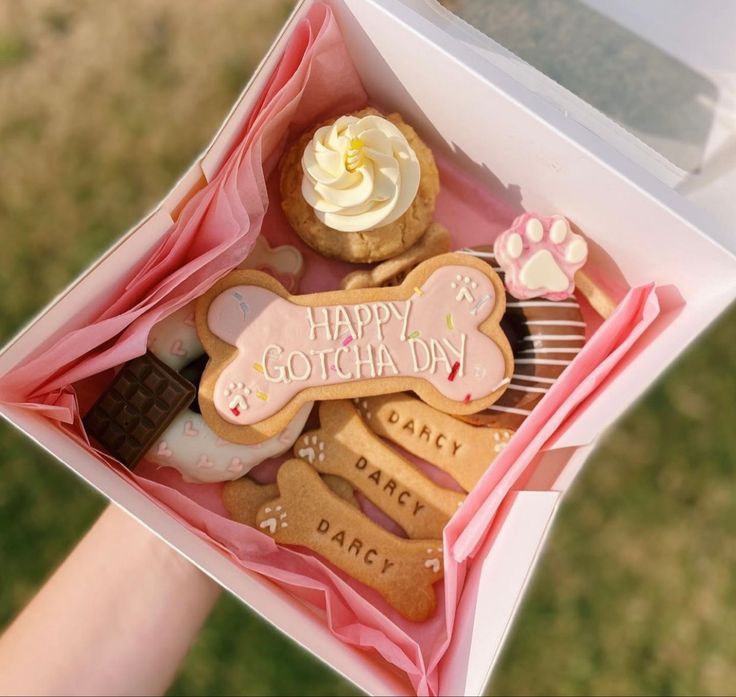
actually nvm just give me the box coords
[256,458,444,622]
[355,393,513,491]
[295,400,464,539]
[196,253,513,445]
[339,222,451,290]
[223,474,358,527]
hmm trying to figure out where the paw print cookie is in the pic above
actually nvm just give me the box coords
[494,214,588,301]
[456,244,586,429]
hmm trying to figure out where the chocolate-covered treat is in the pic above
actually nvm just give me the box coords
[456,245,587,429]
[84,352,195,468]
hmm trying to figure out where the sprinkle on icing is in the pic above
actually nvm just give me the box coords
[205,264,509,426]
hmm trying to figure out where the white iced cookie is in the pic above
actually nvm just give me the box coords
[145,239,311,483]
[300,113,420,232]
[148,404,311,484]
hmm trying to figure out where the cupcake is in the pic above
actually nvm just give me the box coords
[280,107,439,263]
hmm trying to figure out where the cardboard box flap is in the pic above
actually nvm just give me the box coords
[391,0,736,241]
[581,0,736,229]
[382,0,686,189]
[439,490,561,696]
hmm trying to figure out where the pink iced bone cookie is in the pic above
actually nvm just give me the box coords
[494,214,588,301]
[196,253,514,444]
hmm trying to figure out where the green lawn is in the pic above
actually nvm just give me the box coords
[1,2,734,695]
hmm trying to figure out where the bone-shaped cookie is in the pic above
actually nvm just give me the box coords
[223,473,358,527]
[241,236,304,292]
[196,253,513,444]
[340,222,450,290]
[256,458,444,622]
[356,393,514,491]
[296,400,464,539]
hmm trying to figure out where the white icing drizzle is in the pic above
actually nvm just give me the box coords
[512,373,558,384]
[525,320,587,327]
[522,334,586,341]
[506,383,548,393]
[488,404,533,415]
[458,248,499,262]
[519,347,582,354]
[515,358,573,366]
[506,300,580,309]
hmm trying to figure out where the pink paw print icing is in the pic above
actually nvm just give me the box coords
[494,214,588,301]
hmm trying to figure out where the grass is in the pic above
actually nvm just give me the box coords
[0,2,734,695]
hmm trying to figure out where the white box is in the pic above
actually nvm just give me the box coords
[1,1,735,694]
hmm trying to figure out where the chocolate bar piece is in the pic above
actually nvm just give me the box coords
[84,352,195,468]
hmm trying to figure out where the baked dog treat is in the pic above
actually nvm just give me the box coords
[256,458,444,622]
[280,108,439,262]
[456,244,586,429]
[494,213,616,318]
[354,393,513,491]
[84,352,196,470]
[196,253,513,444]
[296,400,464,539]
[140,238,312,482]
[242,235,305,292]
[223,473,358,527]
[339,222,451,290]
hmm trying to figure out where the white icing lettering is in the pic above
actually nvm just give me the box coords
[373,303,391,341]
[409,338,431,373]
[375,343,398,376]
[334,347,352,379]
[306,306,331,340]
[389,299,411,341]
[353,344,376,378]
[353,304,372,340]
[310,348,333,380]
[428,339,451,374]
[333,305,356,341]
[287,351,311,381]
[262,344,286,383]
[442,334,466,376]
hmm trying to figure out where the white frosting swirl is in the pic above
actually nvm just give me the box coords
[301,114,421,233]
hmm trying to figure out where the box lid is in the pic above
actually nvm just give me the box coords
[393,0,736,245]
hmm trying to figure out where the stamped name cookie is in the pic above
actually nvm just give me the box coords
[256,458,444,622]
[355,393,513,491]
[295,400,464,539]
[196,253,513,444]
[494,213,616,318]
[223,474,358,527]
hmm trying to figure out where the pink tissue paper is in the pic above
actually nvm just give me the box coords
[0,5,660,695]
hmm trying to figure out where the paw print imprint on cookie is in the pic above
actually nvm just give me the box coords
[424,547,443,574]
[493,430,511,453]
[224,381,252,416]
[450,274,477,303]
[298,434,325,464]
[495,215,588,301]
[259,504,288,533]
[353,397,372,420]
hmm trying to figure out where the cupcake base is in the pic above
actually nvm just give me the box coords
[279,108,440,263]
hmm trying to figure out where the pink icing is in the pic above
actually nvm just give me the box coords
[493,213,588,301]
[206,265,508,425]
